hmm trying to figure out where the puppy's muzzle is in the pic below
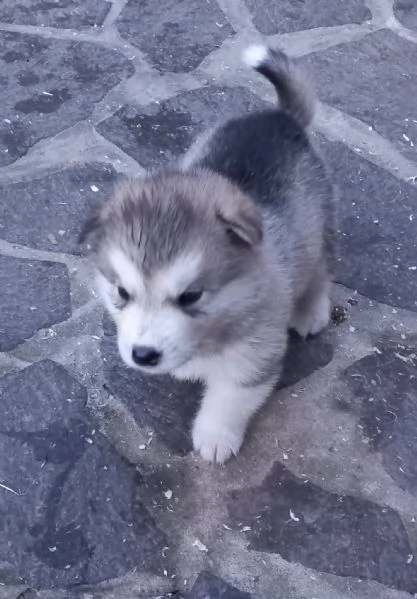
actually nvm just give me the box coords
[132,346,162,367]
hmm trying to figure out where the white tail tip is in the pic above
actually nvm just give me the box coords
[242,45,268,68]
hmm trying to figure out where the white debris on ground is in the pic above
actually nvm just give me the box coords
[192,538,208,552]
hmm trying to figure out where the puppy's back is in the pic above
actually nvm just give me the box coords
[183,46,335,274]
[195,109,319,210]
[185,45,327,213]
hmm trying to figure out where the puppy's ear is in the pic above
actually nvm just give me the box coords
[216,191,262,246]
[78,205,104,248]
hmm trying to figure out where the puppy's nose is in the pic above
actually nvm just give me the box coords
[131,346,161,367]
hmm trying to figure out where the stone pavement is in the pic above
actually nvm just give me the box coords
[0,0,417,597]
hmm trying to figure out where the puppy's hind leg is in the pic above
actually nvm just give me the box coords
[290,263,331,338]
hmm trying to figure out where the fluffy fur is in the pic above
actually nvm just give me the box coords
[81,45,336,464]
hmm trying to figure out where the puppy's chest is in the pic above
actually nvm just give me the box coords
[172,343,262,385]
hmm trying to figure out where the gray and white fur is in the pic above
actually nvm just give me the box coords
[81,45,336,464]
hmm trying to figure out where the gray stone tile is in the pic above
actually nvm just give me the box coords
[342,342,417,494]
[97,87,268,168]
[314,134,417,311]
[0,256,71,351]
[0,0,111,28]
[0,163,118,255]
[187,572,251,598]
[394,1,417,31]
[0,32,134,166]
[227,462,417,594]
[0,360,167,587]
[244,0,371,35]
[116,0,233,72]
[302,30,417,161]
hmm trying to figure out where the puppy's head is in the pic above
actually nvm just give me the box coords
[81,170,263,374]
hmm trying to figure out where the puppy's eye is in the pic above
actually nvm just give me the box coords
[177,289,203,308]
[117,286,130,302]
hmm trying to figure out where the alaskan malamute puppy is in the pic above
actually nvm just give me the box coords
[81,46,336,464]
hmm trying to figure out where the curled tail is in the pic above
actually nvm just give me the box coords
[243,45,315,128]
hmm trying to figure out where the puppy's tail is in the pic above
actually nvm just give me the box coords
[243,45,315,128]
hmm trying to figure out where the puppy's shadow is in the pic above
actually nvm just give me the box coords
[100,315,333,456]
[278,330,333,390]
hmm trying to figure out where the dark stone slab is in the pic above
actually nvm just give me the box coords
[0,360,166,588]
[0,0,111,28]
[187,571,251,599]
[98,87,267,168]
[0,163,119,255]
[101,317,332,455]
[116,0,233,72]
[394,1,417,30]
[0,31,134,166]
[245,0,371,35]
[227,462,417,594]
[0,256,71,352]
[342,343,417,494]
[302,30,417,161]
[314,134,417,311]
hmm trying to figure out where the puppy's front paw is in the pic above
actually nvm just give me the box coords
[192,412,244,464]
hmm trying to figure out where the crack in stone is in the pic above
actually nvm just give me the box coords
[314,103,417,184]
[101,0,130,30]
[216,0,257,34]
[268,23,377,57]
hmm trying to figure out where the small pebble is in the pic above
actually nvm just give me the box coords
[47,233,58,245]
[331,305,348,325]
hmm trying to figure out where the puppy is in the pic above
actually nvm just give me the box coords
[81,45,336,464]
